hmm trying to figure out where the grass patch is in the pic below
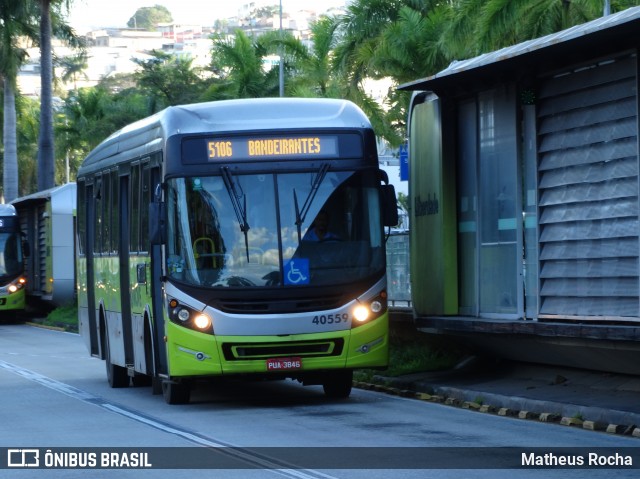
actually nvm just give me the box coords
[354,323,465,382]
[42,304,78,333]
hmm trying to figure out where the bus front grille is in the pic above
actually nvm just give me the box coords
[215,294,349,315]
[222,339,344,361]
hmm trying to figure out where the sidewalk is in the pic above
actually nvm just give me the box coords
[361,358,640,436]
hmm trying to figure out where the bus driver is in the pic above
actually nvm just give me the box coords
[303,210,340,242]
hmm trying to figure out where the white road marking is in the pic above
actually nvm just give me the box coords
[0,359,336,479]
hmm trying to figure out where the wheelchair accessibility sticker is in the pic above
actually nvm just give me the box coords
[284,258,310,285]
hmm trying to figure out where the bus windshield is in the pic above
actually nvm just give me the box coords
[166,169,384,288]
[0,232,23,277]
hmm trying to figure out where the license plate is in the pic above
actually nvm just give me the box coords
[266,357,302,371]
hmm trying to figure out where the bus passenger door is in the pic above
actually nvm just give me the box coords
[118,172,134,369]
[148,165,168,376]
[85,183,99,356]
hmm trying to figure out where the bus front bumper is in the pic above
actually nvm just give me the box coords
[165,313,389,378]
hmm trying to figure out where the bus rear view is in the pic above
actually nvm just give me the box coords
[76,98,397,404]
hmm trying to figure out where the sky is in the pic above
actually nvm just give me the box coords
[66,0,348,32]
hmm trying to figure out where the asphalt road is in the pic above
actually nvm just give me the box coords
[1,322,639,479]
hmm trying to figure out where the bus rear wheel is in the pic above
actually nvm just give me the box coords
[105,333,129,388]
[162,380,190,405]
[322,371,353,399]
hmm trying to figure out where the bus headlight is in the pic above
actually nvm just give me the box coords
[353,305,369,323]
[370,300,383,313]
[177,308,190,322]
[351,292,387,328]
[168,298,213,334]
[7,277,26,294]
[194,314,211,330]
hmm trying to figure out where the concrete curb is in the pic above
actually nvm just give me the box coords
[25,321,67,332]
[353,379,640,438]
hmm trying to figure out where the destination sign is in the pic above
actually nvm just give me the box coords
[181,133,365,165]
[206,136,338,161]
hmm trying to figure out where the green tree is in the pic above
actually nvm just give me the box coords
[332,0,407,86]
[58,81,150,173]
[127,5,173,30]
[37,0,55,191]
[256,29,312,95]
[0,0,39,202]
[132,50,206,111]
[37,0,640,193]
[206,19,342,100]
[16,96,40,195]
[331,0,413,145]
[288,15,342,98]
[364,1,454,141]
[374,2,450,83]
[333,0,640,146]
[442,0,640,59]
[206,30,281,99]
[58,87,108,170]
[59,51,89,90]
[37,0,80,192]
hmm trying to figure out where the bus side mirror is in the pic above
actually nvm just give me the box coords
[149,201,166,245]
[381,184,399,227]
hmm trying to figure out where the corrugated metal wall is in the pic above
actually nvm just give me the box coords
[36,205,48,295]
[537,53,639,319]
[15,203,48,298]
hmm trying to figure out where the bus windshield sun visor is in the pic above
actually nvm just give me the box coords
[221,166,251,262]
[294,163,330,243]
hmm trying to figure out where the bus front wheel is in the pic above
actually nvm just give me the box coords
[162,380,190,405]
[322,371,353,399]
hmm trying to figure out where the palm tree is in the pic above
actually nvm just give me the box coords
[2,79,19,203]
[16,96,40,195]
[331,0,416,145]
[57,78,151,179]
[37,0,79,191]
[376,2,451,83]
[37,0,55,191]
[443,0,640,57]
[332,0,407,85]
[132,50,205,111]
[59,51,89,90]
[332,0,638,144]
[290,15,342,98]
[207,30,281,99]
[0,0,39,202]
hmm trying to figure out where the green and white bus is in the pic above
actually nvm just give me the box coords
[0,204,28,313]
[76,98,398,404]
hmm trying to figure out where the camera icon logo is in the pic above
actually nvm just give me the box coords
[7,449,40,468]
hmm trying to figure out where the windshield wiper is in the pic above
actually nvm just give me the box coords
[294,163,330,243]
[221,166,251,262]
